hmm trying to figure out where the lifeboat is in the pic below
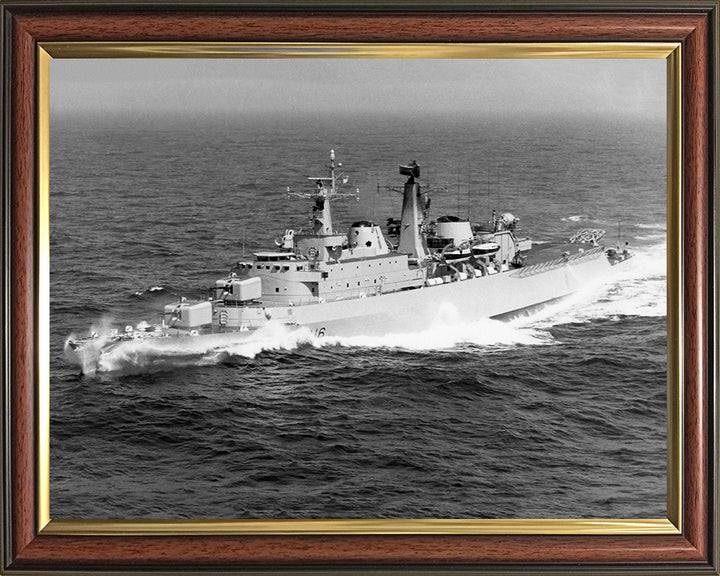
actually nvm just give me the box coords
[442,241,472,262]
[472,242,500,257]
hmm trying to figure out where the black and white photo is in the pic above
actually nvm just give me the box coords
[49,57,667,520]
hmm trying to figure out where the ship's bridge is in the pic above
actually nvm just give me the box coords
[253,252,297,262]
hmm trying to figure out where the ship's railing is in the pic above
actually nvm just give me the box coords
[320,286,384,303]
[281,285,384,307]
[511,246,605,279]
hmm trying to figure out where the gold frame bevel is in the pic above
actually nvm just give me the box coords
[37,41,682,537]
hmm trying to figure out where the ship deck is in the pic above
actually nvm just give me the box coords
[522,241,599,266]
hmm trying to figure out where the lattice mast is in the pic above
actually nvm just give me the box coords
[286,149,359,235]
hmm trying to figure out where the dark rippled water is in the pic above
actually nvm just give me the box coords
[50,112,667,519]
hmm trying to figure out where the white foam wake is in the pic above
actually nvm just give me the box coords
[561,214,588,222]
[635,233,666,242]
[636,223,667,231]
[94,323,316,373]
[322,303,554,352]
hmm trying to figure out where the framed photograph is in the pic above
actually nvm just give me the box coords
[2,2,717,575]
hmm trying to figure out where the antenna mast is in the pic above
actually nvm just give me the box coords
[456,162,461,216]
[286,149,359,235]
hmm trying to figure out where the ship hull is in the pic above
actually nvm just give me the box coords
[65,249,616,372]
[288,248,610,336]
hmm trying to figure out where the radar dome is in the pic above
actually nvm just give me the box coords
[501,213,517,225]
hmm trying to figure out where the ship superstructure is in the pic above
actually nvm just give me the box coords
[65,150,633,369]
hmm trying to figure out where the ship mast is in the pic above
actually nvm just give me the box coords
[286,149,359,236]
[397,161,429,260]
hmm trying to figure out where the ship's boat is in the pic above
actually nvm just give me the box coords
[472,242,500,257]
[65,150,634,372]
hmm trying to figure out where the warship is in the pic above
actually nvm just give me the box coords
[65,150,633,371]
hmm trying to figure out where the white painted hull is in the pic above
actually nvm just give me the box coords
[288,249,610,336]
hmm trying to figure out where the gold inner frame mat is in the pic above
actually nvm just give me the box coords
[36,41,682,536]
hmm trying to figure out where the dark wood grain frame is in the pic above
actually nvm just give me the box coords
[1,1,717,574]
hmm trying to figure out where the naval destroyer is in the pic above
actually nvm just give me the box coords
[65,150,633,370]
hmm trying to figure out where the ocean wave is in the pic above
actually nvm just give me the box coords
[561,214,588,222]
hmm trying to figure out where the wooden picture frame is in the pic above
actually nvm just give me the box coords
[1,1,717,574]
